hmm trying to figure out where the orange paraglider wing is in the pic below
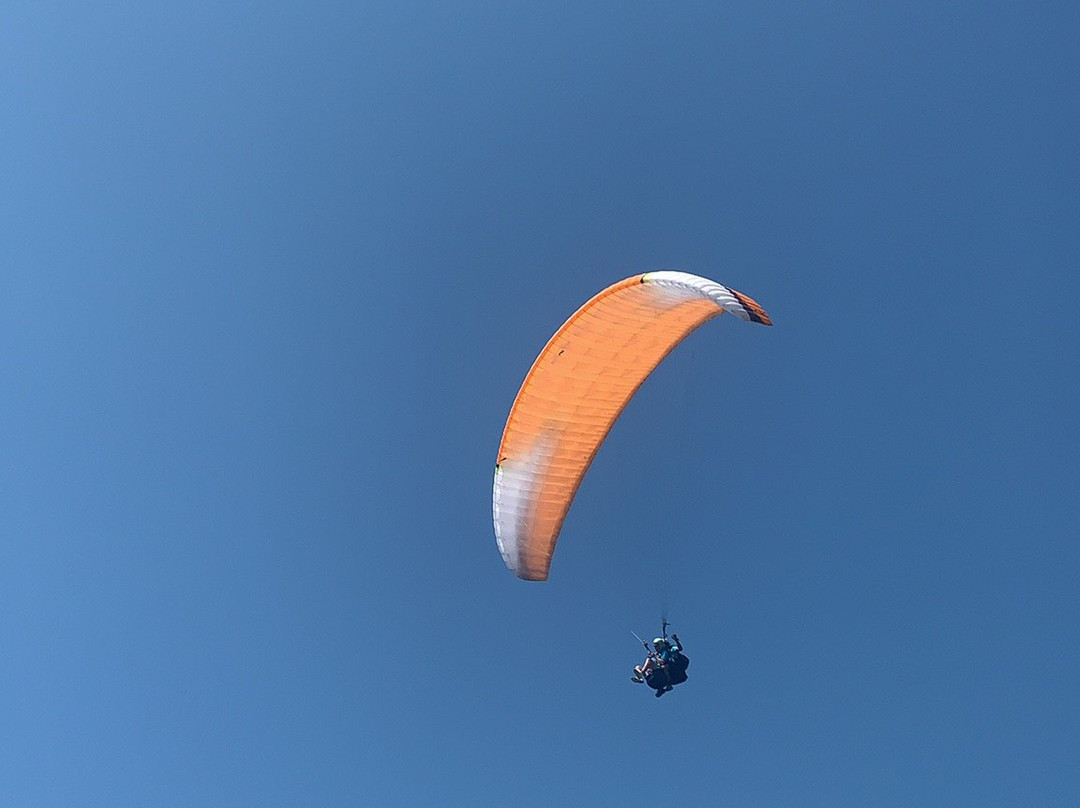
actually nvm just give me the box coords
[493,271,771,580]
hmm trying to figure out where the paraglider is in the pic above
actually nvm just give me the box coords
[632,624,689,697]
[492,271,772,581]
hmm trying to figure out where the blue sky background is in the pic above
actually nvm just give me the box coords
[3,2,1078,805]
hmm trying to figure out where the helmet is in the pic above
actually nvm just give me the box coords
[653,638,668,648]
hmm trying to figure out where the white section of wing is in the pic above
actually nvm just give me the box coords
[493,430,557,579]
[643,271,753,321]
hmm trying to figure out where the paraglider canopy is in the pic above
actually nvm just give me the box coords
[493,272,772,580]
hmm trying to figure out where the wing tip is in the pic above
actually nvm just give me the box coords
[511,559,551,581]
[516,571,549,582]
[730,289,773,326]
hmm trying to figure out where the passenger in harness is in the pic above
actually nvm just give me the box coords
[631,632,689,697]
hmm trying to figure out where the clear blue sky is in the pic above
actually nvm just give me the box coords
[3,2,1077,806]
